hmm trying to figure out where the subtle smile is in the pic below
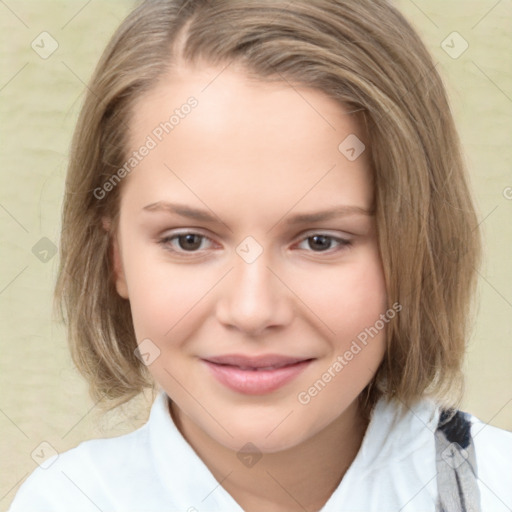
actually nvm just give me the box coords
[202,354,315,395]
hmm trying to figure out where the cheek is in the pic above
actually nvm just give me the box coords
[293,256,388,428]
[336,263,387,336]
[127,265,211,341]
[293,250,388,342]
[121,233,223,351]
[124,261,215,390]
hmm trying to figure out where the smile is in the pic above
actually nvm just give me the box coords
[202,355,314,395]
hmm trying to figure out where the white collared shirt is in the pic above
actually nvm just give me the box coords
[8,390,512,511]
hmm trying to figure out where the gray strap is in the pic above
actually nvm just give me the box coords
[435,410,481,512]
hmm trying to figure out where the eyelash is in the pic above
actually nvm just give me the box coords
[157,231,352,257]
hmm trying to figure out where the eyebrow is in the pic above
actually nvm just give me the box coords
[142,201,373,225]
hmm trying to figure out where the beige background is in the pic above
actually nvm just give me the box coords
[0,0,511,509]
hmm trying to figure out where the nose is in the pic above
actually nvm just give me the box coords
[215,253,294,336]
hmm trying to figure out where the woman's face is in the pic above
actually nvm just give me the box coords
[109,63,388,453]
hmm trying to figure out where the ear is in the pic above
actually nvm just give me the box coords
[102,216,129,299]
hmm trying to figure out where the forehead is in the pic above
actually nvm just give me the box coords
[120,64,372,221]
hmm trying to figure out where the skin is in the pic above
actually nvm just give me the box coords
[107,62,388,512]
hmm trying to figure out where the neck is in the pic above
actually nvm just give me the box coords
[169,398,369,512]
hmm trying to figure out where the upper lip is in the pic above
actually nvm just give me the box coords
[203,354,313,369]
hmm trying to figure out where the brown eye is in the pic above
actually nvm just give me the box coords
[296,233,352,253]
[158,232,213,255]
[176,234,203,251]
[308,235,333,251]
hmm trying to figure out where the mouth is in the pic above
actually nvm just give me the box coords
[201,354,315,395]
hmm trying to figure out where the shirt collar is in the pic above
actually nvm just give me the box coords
[148,390,244,511]
[147,389,440,511]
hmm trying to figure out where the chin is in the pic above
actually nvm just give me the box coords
[214,415,315,454]
[225,431,305,455]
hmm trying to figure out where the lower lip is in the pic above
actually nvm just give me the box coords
[202,359,313,395]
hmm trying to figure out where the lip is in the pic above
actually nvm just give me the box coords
[202,354,314,395]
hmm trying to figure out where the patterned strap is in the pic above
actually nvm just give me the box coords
[435,409,481,512]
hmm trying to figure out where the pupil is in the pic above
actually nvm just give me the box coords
[179,234,202,251]
[310,235,330,251]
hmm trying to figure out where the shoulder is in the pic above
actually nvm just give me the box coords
[469,412,512,510]
[8,417,153,511]
[468,411,512,465]
[452,411,512,512]
[470,413,512,448]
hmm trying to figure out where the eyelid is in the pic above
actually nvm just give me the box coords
[295,228,352,239]
[292,227,353,242]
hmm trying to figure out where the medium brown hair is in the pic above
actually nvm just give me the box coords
[53,0,481,416]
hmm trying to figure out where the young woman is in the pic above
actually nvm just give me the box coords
[9,1,512,511]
